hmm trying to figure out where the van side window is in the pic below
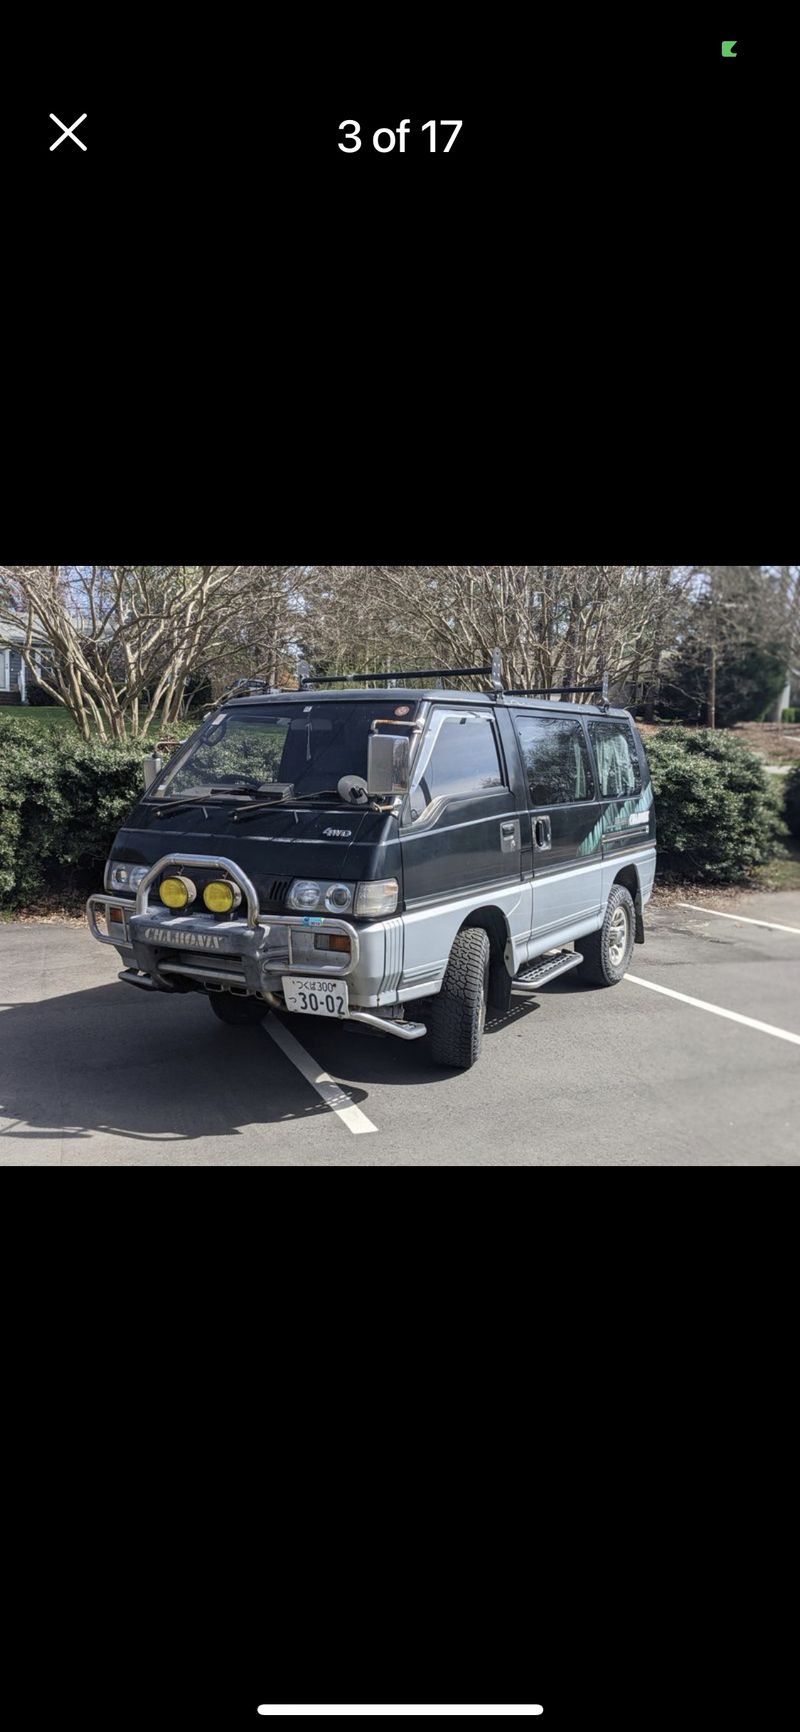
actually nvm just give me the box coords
[514,715,595,806]
[410,714,504,817]
[589,721,642,798]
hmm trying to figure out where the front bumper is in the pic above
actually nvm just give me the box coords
[86,851,408,1013]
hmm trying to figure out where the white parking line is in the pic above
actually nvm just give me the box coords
[678,903,800,936]
[625,975,800,1047]
[257,1713,544,1720]
[262,1013,378,1135]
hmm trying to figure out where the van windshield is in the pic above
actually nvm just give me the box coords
[151,702,415,802]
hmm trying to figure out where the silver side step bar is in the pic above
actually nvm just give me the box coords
[261,991,426,1041]
[512,950,584,994]
[347,1011,427,1041]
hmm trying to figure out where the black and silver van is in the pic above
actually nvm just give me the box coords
[86,656,656,1070]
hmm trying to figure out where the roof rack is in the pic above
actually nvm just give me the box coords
[506,677,611,709]
[209,661,613,711]
[299,648,505,696]
[205,676,284,714]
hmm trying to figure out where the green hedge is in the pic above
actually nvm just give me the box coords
[646,728,783,883]
[0,713,790,907]
[0,722,152,907]
[785,765,800,840]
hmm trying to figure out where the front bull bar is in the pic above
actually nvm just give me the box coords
[100,852,427,1042]
[135,853,262,926]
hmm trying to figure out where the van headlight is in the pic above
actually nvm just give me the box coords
[105,862,149,893]
[354,879,399,918]
[287,879,398,918]
[324,883,353,913]
[288,879,324,911]
[288,879,355,913]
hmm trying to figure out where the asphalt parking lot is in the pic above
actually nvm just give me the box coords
[1,893,799,1164]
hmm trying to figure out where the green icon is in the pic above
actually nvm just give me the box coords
[722,40,737,56]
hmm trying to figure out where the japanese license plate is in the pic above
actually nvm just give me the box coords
[282,976,350,1018]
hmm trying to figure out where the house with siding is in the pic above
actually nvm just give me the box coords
[0,624,53,705]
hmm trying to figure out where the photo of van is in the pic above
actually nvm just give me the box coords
[87,655,656,1071]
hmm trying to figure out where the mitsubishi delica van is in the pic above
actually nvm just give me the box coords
[86,655,656,1071]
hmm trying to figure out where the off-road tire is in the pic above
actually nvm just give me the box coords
[576,885,636,986]
[427,927,491,1070]
[208,993,270,1026]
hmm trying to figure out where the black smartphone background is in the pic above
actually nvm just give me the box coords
[1,16,794,1732]
[2,20,791,241]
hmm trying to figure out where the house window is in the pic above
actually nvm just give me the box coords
[0,650,9,691]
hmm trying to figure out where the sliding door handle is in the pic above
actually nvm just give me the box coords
[534,817,552,850]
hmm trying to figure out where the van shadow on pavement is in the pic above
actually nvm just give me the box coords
[0,980,545,1151]
[0,981,375,1152]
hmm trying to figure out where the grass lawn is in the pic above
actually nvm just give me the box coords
[755,837,800,893]
[0,707,193,741]
[0,705,76,730]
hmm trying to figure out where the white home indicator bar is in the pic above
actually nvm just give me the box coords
[257,1711,543,1719]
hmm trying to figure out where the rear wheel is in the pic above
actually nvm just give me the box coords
[208,993,270,1026]
[576,885,636,986]
[427,927,491,1070]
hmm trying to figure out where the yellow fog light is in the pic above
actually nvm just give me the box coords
[203,880,237,914]
[160,875,193,910]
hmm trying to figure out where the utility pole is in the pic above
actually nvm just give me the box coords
[708,641,717,730]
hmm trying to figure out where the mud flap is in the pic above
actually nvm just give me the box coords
[635,890,645,944]
[488,954,513,1015]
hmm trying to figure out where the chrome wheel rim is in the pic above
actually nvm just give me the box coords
[608,906,630,969]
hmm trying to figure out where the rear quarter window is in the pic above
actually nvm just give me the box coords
[588,720,642,799]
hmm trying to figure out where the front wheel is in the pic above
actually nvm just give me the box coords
[208,993,270,1026]
[576,885,636,986]
[427,927,491,1070]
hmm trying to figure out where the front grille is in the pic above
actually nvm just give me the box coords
[263,876,292,909]
[164,952,243,974]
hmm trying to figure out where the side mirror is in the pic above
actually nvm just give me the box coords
[367,732,411,797]
[143,752,163,791]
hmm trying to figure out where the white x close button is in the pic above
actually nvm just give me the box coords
[50,113,87,152]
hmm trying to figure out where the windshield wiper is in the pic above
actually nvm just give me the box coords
[152,790,241,820]
[153,799,215,820]
[233,790,341,823]
[152,783,297,822]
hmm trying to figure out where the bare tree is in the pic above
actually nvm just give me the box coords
[671,566,794,727]
[303,565,689,700]
[0,564,296,739]
[7,562,788,739]
[761,566,800,718]
[204,565,305,697]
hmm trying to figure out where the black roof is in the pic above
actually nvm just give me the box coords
[222,688,632,720]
